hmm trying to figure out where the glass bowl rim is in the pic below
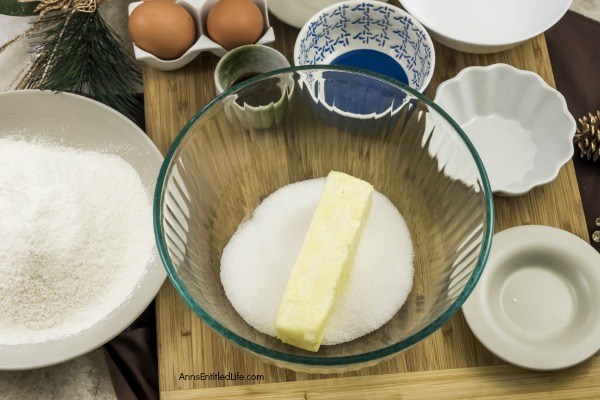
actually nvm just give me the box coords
[153,65,494,366]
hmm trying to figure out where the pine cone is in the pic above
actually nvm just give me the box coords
[574,110,600,162]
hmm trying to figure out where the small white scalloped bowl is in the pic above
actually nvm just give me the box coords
[434,64,575,196]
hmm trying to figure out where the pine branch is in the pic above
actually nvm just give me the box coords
[18,10,141,120]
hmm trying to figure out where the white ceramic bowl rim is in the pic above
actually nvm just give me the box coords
[293,0,436,92]
[463,225,600,371]
[400,0,571,47]
[0,90,166,370]
[434,63,575,196]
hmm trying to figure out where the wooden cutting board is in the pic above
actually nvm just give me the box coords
[143,3,595,398]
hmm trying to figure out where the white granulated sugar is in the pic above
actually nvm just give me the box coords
[0,138,154,345]
[220,178,414,345]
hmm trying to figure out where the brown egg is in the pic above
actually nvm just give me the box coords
[207,0,264,50]
[128,0,196,60]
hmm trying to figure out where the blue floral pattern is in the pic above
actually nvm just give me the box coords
[296,2,433,90]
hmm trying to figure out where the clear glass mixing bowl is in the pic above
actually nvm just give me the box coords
[154,66,494,373]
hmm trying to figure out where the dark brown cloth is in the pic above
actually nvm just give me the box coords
[103,12,600,400]
[104,303,158,400]
[546,11,600,249]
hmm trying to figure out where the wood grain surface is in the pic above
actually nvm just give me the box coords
[143,3,592,397]
[161,356,600,400]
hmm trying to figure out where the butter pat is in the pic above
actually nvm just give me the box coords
[275,171,374,351]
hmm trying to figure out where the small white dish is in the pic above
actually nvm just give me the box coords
[434,64,575,196]
[128,0,275,72]
[0,90,166,370]
[268,0,389,29]
[463,225,600,371]
[400,0,571,54]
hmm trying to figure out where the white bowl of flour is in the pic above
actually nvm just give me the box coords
[0,90,165,370]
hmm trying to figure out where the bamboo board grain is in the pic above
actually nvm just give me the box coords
[161,356,600,400]
[143,5,592,397]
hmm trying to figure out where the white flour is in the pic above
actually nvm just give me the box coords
[0,138,155,345]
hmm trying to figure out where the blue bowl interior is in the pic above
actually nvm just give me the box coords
[319,70,407,117]
[330,49,410,85]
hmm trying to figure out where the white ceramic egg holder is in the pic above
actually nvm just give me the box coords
[128,0,275,71]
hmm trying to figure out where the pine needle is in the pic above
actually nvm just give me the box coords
[18,10,141,120]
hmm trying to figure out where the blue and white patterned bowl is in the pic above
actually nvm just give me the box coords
[294,1,435,92]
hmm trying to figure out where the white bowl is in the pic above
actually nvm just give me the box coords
[128,0,275,71]
[400,0,571,54]
[434,64,575,196]
[268,0,388,29]
[463,225,600,370]
[0,91,165,370]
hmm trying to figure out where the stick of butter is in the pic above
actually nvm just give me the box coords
[275,171,374,351]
